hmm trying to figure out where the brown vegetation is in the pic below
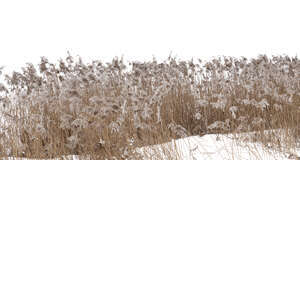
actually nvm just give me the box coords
[0,53,299,159]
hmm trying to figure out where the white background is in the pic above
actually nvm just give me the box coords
[0,1,300,299]
[0,163,300,300]
[0,0,299,74]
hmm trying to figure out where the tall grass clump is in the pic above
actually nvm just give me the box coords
[0,53,299,159]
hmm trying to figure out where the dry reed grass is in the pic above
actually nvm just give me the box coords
[0,53,299,159]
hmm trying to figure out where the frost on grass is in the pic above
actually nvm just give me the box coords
[0,53,299,159]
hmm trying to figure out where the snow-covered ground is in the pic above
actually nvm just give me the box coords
[138,131,300,160]
[5,131,300,160]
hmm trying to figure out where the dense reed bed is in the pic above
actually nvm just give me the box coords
[0,53,299,159]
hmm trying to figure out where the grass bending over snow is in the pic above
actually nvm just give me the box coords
[0,53,299,159]
[138,129,300,160]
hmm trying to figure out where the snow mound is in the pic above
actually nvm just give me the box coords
[138,131,300,160]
